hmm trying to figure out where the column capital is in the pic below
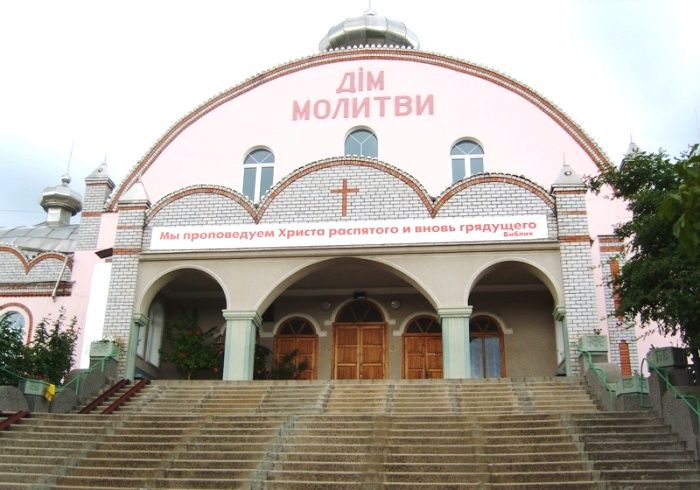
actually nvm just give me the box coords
[552,305,566,322]
[222,310,262,328]
[437,306,473,319]
[132,313,149,328]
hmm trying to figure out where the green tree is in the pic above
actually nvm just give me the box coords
[24,308,79,385]
[0,314,26,385]
[587,148,700,366]
[160,309,218,380]
[661,145,700,259]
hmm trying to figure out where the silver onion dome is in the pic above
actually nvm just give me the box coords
[319,9,420,51]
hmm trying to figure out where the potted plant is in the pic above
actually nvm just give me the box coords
[89,336,121,359]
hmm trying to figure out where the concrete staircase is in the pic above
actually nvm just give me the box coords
[0,377,698,489]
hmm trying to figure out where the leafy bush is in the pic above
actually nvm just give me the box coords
[160,309,218,380]
[23,308,79,385]
[0,314,25,385]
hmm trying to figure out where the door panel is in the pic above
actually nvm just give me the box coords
[274,335,317,380]
[360,326,385,380]
[403,334,443,379]
[333,324,385,380]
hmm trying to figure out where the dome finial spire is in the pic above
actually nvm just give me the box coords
[319,9,420,51]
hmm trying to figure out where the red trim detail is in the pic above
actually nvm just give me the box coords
[146,185,257,224]
[0,246,72,274]
[433,174,555,215]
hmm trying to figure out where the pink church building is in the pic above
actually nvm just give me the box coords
[0,10,642,382]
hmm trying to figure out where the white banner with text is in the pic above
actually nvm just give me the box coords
[150,215,549,250]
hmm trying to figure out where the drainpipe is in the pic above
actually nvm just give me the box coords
[51,255,70,301]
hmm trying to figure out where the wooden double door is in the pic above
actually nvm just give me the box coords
[333,323,386,380]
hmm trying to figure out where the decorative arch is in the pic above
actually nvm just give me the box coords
[145,185,257,225]
[0,245,72,274]
[135,264,231,315]
[466,257,563,306]
[434,173,556,215]
[254,256,439,315]
[107,48,610,211]
[256,157,433,221]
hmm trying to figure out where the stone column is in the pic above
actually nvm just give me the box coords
[438,306,473,379]
[551,164,599,375]
[124,313,148,381]
[553,306,571,376]
[222,310,261,381]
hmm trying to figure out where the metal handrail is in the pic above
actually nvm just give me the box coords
[102,378,150,415]
[0,365,48,386]
[648,362,700,429]
[0,410,30,431]
[577,348,616,408]
[79,378,130,415]
[61,355,114,394]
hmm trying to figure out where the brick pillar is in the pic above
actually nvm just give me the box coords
[76,163,115,251]
[102,183,150,376]
[598,234,639,375]
[551,165,601,375]
[438,306,472,379]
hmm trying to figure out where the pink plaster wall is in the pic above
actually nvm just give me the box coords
[136,58,620,236]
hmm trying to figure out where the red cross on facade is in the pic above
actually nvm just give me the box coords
[330,179,359,217]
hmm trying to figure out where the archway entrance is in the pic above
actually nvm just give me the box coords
[403,315,442,379]
[468,261,558,377]
[332,300,386,380]
[139,268,226,380]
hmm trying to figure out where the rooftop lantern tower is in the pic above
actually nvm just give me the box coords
[40,174,83,225]
[319,9,420,51]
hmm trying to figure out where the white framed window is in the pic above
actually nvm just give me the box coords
[242,148,274,201]
[345,128,378,158]
[451,139,484,182]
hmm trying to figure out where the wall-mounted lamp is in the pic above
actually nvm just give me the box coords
[390,299,401,310]
[320,301,332,311]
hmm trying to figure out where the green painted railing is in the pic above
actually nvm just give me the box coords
[0,365,42,387]
[0,355,114,396]
[578,348,616,408]
[648,360,700,429]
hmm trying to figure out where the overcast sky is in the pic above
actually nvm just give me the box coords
[1,0,698,228]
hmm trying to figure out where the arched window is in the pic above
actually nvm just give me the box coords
[242,148,274,201]
[335,300,384,323]
[451,139,484,182]
[345,128,378,158]
[469,315,505,378]
[0,310,25,336]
